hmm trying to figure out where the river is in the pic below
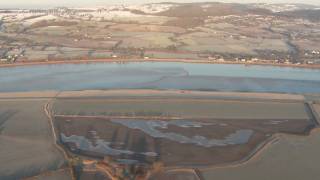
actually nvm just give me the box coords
[1,62,320,93]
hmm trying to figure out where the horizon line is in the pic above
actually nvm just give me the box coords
[0,1,319,10]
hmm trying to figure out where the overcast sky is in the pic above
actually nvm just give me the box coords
[1,0,319,8]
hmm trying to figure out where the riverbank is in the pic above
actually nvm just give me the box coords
[1,58,320,69]
[0,89,306,101]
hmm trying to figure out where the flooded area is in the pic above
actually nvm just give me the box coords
[61,133,158,157]
[111,119,253,147]
[59,118,253,164]
[54,110,314,166]
[1,62,320,93]
[52,95,317,166]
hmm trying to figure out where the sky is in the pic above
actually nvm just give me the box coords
[0,0,319,8]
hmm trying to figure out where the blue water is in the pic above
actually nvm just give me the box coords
[1,62,320,93]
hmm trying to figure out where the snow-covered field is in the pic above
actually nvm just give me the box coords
[1,3,318,25]
[23,15,58,25]
[127,3,176,14]
[253,3,318,12]
[0,4,175,24]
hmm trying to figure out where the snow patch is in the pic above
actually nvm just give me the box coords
[24,15,58,25]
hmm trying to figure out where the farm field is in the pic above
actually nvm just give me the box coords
[51,92,316,169]
[53,98,308,119]
[1,2,320,66]
[30,168,72,180]
[0,90,319,180]
[200,129,320,180]
[0,99,67,180]
[313,103,320,117]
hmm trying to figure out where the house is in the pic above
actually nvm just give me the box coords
[217,58,225,62]
[251,58,259,62]
[208,56,215,60]
[284,59,291,64]
[307,60,314,65]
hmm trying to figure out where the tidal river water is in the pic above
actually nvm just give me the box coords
[1,62,320,93]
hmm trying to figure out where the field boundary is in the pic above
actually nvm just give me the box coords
[44,96,76,180]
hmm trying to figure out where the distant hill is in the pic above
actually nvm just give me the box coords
[154,2,320,23]
[279,9,320,22]
[156,3,272,17]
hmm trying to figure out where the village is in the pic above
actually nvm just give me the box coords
[0,3,320,67]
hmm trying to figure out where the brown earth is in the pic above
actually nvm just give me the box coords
[54,111,313,167]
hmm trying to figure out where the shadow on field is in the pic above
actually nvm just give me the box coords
[0,110,17,134]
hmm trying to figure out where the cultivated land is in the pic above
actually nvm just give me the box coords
[0,99,70,180]
[0,90,320,180]
[53,98,308,119]
[201,129,320,180]
[27,168,72,180]
[52,94,314,167]
[1,2,320,68]
[313,104,320,117]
